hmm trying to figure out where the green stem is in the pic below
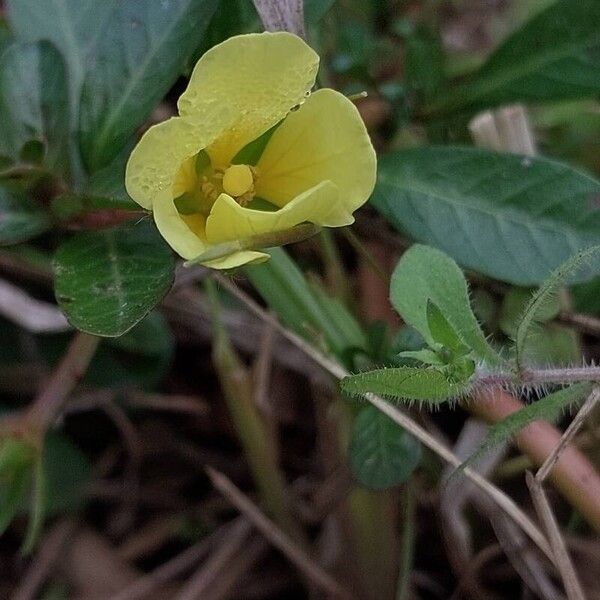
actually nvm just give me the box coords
[318,229,351,303]
[396,481,416,600]
[205,279,306,543]
[334,400,400,600]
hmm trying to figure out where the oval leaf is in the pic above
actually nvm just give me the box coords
[390,244,501,365]
[373,146,600,285]
[341,366,471,404]
[349,405,421,490]
[54,220,175,336]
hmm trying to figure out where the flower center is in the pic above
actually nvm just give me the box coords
[222,164,255,199]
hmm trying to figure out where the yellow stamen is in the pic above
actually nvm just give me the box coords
[222,164,254,197]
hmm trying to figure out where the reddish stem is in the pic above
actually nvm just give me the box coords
[471,387,600,532]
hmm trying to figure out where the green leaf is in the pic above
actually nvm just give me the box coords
[43,433,92,516]
[305,0,336,25]
[6,0,117,183]
[373,146,600,286]
[78,0,219,171]
[0,41,70,175]
[426,0,600,115]
[232,121,282,166]
[426,300,468,355]
[109,311,174,358]
[499,287,560,338]
[523,323,581,366]
[341,366,471,404]
[0,19,12,56]
[515,245,600,371]
[0,438,35,537]
[245,248,366,358]
[462,383,592,471]
[404,23,444,103]
[349,405,421,490]
[390,244,502,365]
[21,454,46,554]
[0,184,52,245]
[0,467,30,536]
[572,277,600,315]
[6,1,117,108]
[397,349,445,366]
[53,220,175,337]
[0,433,92,547]
[185,0,260,70]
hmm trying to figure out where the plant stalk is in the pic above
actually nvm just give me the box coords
[206,280,305,543]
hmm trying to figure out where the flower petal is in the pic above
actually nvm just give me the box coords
[204,251,269,270]
[178,32,319,168]
[255,89,376,212]
[205,181,353,245]
[153,190,206,260]
[126,111,231,210]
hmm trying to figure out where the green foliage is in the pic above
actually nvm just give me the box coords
[500,287,580,366]
[0,41,70,176]
[349,405,421,489]
[245,248,367,359]
[461,383,592,471]
[341,366,472,404]
[0,432,91,550]
[78,0,219,171]
[374,147,600,286]
[53,220,175,337]
[426,0,600,116]
[390,244,502,366]
[515,245,600,371]
[402,23,444,104]
[0,184,51,245]
[7,0,219,174]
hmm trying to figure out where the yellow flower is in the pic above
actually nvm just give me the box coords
[125,32,376,269]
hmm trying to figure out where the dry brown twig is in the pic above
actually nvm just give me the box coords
[206,466,354,599]
[525,387,600,600]
[11,520,78,600]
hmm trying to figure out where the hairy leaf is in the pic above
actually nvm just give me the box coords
[341,366,471,404]
[373,147,600,285]
[462,383,592,471]
[515,245,600,371]
[349,405,421,489]
[390,244,502,365]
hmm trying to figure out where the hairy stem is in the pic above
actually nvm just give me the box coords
[475,365,600,389]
